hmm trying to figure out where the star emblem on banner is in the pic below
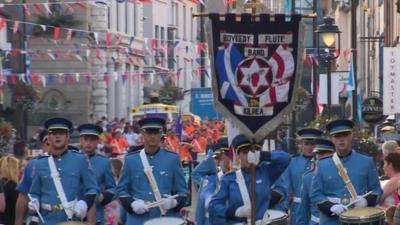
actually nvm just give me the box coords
[237,57,271,97]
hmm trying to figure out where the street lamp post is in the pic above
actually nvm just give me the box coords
[316,16,341,120]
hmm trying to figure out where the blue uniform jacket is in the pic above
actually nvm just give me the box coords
[192,150,219,225]
[192,150,217,187]
[310,150,382,225]
[208,150,290,225]
[117,148,188,225]
[296,170,319,225]
[88,153,117,224]
[196,175,219,225]
[273,154,311,223]
[18,157,39,194]
[29,150,99,225]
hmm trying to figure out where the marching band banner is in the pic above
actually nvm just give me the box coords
[207,14,304,141]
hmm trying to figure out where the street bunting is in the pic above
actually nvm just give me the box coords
[207,14,304,141]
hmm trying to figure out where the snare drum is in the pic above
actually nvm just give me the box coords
[264,210,289,225]
[144,217,186,225]
[232,210,289,225]
[339,207,385,225]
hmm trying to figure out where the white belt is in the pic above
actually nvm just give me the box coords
[293,197,301,203]
[327,197,341,204]
[41,199,77,211]
[311,214,320,223]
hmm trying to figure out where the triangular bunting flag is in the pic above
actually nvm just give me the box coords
[54,27,61,40]
[13,21,19,34]
[66,29,73,40]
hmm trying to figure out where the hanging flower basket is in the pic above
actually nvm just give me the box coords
[0,118,15,155]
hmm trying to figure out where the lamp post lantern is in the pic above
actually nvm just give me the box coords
[316,16,341,119]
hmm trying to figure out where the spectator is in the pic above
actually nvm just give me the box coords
[124,126,138,147]
[382,140,399,157]
[0,156,20,225]
[380,152,400,209]
[105,158,124,225]
[108,129,129,157]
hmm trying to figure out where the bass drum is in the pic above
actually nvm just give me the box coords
[340,207,385,225]
[144,217,187,225]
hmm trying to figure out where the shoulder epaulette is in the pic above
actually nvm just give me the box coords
[164,149,178,155]
[70,149,83,154]
[291,153,300,158]
[354,150,373,157]
[319,155,333,161]
[37,155,50,159]
[127,150,141,155]
[95,154,107,158]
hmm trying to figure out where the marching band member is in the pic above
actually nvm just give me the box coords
[311,119,382,225]
[78,124,117,225]
[117,117,188,225]
[28,118,99,225]
[273,128,322,224]
[208,134,290,225]
[192,137,231,225]
[15,130,50,225]
[296,138,335,225]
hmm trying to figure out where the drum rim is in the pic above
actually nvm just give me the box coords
[339,207,385,222]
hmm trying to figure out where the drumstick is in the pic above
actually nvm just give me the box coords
[345,191,373,208]
[27,194,45,224]
[146,194,179,208]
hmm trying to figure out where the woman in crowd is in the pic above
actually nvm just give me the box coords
[0,156,20,225]
[380,151,400,209]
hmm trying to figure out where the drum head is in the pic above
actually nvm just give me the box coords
[266,210,287,220]
[340,207,384,223]
[144,217,185,225]
[57,222,87,225]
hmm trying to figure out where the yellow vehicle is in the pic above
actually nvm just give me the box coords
[130,103,179,121]
[182,113,201,125]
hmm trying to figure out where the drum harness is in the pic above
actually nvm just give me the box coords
[139,149,167,215]
[236,169,271,225]
[331,153,358,203]
[48,156,77,220]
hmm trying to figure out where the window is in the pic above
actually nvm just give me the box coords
[175,3,179,27]
[125,2,129,34]
[133,3,137,35]
[183,5,186,39]
[190,7,193,41]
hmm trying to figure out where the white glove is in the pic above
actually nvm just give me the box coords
[235,205,251,218]
[131,199,149,214]
[354,196,368,208]
[28,198,40,213]
[330,204,347,215]
[161,196,178,210]
[73,200,88,219]
[247,151,260,165]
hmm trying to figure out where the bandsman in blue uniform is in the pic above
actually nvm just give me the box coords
[311,119,382,225]
[193,137,231,225]
[77,124,117,225]
[208,134,290,225]
[15,130,50,225]
[273,128,322,223]
[117,117,188,225]
[297,138,335,225]
[28,118,99,225]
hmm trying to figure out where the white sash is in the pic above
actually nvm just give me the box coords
[235,169,251,207]
[139,149,166,215]
[48,156,74,219]
[332,153,358,200]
